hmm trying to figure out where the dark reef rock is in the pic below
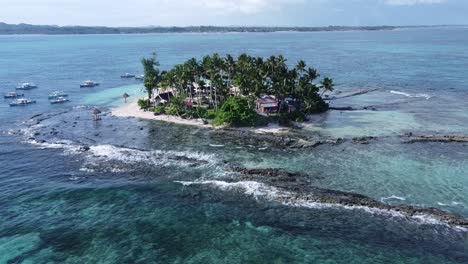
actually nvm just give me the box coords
[228,166,468,227]
[403,134,468,144]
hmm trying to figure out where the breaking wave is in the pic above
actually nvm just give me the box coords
[390,90,431,100]
[176,180,467,231]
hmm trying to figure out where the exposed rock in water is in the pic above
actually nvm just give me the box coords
[352,136,377,144]
[228,167,468,227]
[325,88,379,101]
[29,113,43,119]
[79,146,90,152]
[329,106,356,111]
[215,129,345,149]
[402,134,468,144]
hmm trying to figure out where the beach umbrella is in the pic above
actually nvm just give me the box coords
[92,108,102,121]
[123,93,130,103]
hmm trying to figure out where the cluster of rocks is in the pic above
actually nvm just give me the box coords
[402,133,468,144]
[215,129,346,149]
[229,166,468,227]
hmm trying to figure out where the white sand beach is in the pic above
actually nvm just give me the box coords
[112,101,290,134]
[111,102,211,128]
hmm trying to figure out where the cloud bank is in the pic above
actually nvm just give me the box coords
[385,0,446,5]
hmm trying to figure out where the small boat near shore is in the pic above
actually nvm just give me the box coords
[9,98,36,106]
[16,83,38,90]
[80,80,99,88]
[48,91,68,99]
[135,74,144,80]
[4,92,24,99]
[121,73,135,78]
[50,96,69,104]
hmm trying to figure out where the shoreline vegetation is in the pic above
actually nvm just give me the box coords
[127,52,334,129]
[0,22,399,35]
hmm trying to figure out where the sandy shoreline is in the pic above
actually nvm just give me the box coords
[111,101,290,134]
[111,102,211,128]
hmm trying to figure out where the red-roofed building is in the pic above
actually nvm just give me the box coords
[257,96,278,113]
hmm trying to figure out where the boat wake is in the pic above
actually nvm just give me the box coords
[390,90,431,100]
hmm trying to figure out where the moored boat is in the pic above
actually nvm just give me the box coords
[80,80,99,88]
[48,91,68,99]
[16,83,38,90]
[135,74,144,80]
[121,73,135,78]
[50,96,70,104]
[4,92,24,99]
[9,98,36,106]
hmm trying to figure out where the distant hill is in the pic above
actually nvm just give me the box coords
[0,22,398,35]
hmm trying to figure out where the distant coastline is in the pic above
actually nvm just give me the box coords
[0,22,399,35]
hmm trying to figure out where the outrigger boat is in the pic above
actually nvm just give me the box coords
[80,80,99,88]
[50,96,69,104]
[48,91,68,99]
[135,74,144,80]
[16,83,38,90]
[121,73,135,78]
[9,98,36,106]
[4,92,24,99]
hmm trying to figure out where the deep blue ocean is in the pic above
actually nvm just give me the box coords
[1,27,468,263]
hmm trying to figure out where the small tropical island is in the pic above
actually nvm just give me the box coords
[115,53,335,128]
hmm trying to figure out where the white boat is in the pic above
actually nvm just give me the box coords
[135,74,144,80]
[48,91,68,99]
[16,83,38,90]
[80,80,99,88]
[50,96,70,104]
[4,92,24,99]
[121,73,135,78]
[9,98,36,106]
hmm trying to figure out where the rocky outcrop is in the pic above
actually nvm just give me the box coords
[403,134,468,144]
[215,129,345,149]
[228,166,468,227]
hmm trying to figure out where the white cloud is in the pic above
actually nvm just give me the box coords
[192,0,304,14]
[384,0,446,5]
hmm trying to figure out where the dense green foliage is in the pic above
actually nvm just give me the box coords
[142,53,162,100]
[212,97,258,127]
[159,53,333,114]
[137,99,150,109]
[142,52,335,126]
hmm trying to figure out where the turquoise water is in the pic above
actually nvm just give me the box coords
[1,28,468,263]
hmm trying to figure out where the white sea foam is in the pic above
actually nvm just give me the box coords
[176,180,467,231]
[28,139,82,154]
[209,144,225,148]
[390,90,431,100]
[381,195,407,202]
[86,144,215,167]
[79,167,95,173]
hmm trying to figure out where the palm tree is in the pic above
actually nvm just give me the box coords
[296,60,306,73]
[320,77,335,96]
[122,93,129,103]
[141,52,161,101]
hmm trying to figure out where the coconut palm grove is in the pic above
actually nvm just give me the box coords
[139,53,334,127]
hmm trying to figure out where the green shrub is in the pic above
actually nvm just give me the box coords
[137,99,150,109]
[212,96,257,127]
[166,104,182,116]
[205,109,218,119]
[154,105,166,114]
[288,111,307,122]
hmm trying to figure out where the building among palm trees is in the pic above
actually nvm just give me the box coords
[257,96,278,114]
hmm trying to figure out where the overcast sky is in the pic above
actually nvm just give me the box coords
[1,0,467,27]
